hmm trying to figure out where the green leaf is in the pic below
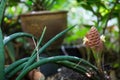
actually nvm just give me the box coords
[0,0,7,80]
[21,25,75,75]
[3,32,37,46]
[6,42,15,62]
[16,56,98,80]
[0,29,5,80]
[5,58,28,75]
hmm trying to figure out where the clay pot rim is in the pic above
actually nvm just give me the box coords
[20,10,68,17]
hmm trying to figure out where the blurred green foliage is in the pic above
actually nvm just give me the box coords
[0,0,119,79]
[52,0,120,54]
[2,0,120,68]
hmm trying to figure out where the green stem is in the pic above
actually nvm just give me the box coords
[3,32,37,46]
[7,62,26,79]
[92,50,102,72]
[86,48,91,61]
[5,56,98,79]
[5,57,44,78]
[22,26,75,70]
[57,61,99,80]
[0,29,5,80]
[6,56,98,78]
[57,61,88,74]
[0,0,7,25]
[31,27,46,56]
[16,56,98,80]
[8,61,87,79]
[5,58,28,75]
[0,0,7,80]
[8,60,97,80]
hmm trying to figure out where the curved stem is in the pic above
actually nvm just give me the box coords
[16,56,98,80]
[7,61,87,79]
[5,58,28,75]
[22,26,75,70]
[6,55,98,76]
[3,32,37,46]
[57,61,99,80]
[0,0,7,80]
[31,27,46,56]
[7,62,26,79]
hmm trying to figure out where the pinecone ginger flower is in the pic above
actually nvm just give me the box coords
[83,26,105,52]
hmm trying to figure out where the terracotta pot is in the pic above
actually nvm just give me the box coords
[20,11,67,49]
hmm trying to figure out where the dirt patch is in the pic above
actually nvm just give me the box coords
[46,67,89,80]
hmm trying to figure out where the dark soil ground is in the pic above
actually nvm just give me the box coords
[46,67,120,80]
[46,67,89,80]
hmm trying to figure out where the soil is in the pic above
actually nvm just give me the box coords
[46,67,120,80]
[46,67,89,80]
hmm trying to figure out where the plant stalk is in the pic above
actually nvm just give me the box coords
[16,56,98,80]
[0,0,7,80]
[22,26,75,71]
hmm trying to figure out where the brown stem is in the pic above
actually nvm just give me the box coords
[103,0,118,34]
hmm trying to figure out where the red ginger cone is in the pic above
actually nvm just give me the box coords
[84,26,103,52]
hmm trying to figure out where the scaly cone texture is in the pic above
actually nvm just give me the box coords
[85,26,103,52]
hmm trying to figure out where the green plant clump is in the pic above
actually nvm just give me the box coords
[0,0,116,80]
